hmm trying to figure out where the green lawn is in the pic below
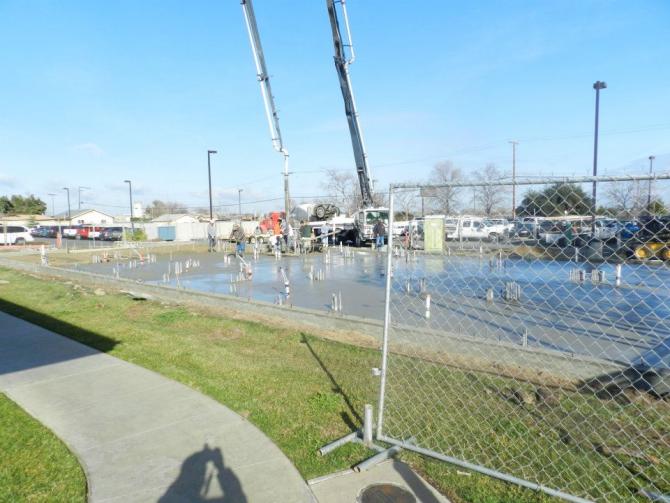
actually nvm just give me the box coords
[0,266,666,502]
[0,393,86,503]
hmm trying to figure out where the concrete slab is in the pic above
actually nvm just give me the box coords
[0,311,315,503]
[309,460,450,503]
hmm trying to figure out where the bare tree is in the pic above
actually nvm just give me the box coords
[146,200,188,218]
[321,169,359,213]
[474,164,505,216]
[393,189,417,221]
[429,161,462,215]
[605,181,644,217]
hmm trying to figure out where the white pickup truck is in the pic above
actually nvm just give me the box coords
[445,216,497,241]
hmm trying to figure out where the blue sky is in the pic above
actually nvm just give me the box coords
[1,0,669,215]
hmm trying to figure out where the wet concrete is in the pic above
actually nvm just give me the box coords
[73,247,670,369]
[77,247,388,319]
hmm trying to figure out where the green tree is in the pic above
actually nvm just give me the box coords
[516,183,593,217]
[646,198,667,215]
[1,194,47,215]
[0,196,13,214]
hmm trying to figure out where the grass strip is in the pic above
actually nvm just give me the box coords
[2,267,665,502]
[0,393,86,503]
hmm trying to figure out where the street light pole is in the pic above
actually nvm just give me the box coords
[78,186,90,210]
[591,81,607,233]
[647,155,655,210]
[509,140,519,218]
[48,193,56,217]
[238,189,243,220]
[63,187,71,221]
[124,180,135,235]
[207,150,218,220]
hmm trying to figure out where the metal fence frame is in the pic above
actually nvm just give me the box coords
[377,173,670,502]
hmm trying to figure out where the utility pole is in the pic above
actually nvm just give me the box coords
[647,155,655,210]
[207,150,217,221]
[48,193,56,217]
[509,141,519,218]
[78,186,90,210]
[63,187,71,221]
[124,180,135,235]
[238,189,243,220]
[591,81,607,233]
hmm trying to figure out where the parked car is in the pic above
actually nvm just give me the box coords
[445,216,495,241]
[100,227,125,241]
[62,226,80,239]
[482,218,511,239]
[75,226,103,240]
[618,221,640,240]
[510,221,532,238]
[1,225,35,245]
[593,218,619,240]
[30,226,50,238]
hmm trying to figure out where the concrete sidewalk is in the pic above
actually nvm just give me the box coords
[0,311,315,502]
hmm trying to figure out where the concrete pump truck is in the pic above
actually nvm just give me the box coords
[326,0,389,246]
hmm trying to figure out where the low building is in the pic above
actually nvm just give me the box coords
[52,209,115,226]
[0,214,53,228]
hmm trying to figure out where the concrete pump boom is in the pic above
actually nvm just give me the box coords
[326,0,374,208]
[241,0,291,223]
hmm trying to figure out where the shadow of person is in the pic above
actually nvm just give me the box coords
[158,443,247,502]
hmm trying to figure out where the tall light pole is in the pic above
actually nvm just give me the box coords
[48,193,56,217]
[647,155,655,210]
[591,81,607,233]
[62,187,71,221]
[124,180,135,235]
[238,189,243,220]
[509,140,519,218]
[207,150,217,220]
[78,186,90,210]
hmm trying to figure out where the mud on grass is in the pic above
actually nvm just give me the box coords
[1,267,667,502]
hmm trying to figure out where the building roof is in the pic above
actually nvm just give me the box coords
[53,208,114,219]
[0,214,51,222]
[151,213,197,223]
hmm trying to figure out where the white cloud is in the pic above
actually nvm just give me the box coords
[0,174,17,188]
[72,142,104,156]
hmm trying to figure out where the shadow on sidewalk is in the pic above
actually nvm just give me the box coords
[159,443,247,502]
[0,298,119,375]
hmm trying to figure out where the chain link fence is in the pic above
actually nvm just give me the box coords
[377,175,670,502]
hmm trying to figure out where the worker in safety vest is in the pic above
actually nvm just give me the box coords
[273,218,282,252]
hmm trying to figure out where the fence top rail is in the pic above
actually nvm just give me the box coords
[390,172,670,190]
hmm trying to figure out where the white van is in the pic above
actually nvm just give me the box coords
[445,216,491,240]
[1,225,35,245]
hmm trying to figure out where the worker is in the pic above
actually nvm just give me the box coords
[373,219,386,250]
[299,220,312,253]
[281,218,291,247]
[231,224,246,256]
[207,219,216,252]
[320,222,329,249]
[273,218,283,252]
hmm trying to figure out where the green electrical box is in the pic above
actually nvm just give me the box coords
[424,216,444,253]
